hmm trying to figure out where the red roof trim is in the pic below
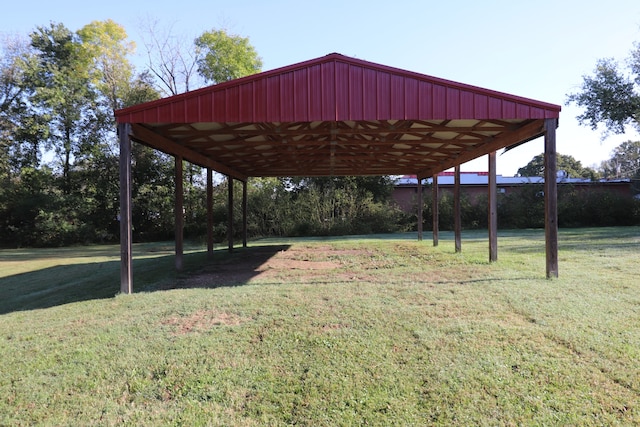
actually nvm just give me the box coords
[115,53,561,123]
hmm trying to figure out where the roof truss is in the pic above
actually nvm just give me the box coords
[131,118,544,180]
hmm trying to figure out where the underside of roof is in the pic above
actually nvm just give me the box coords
[115,53,561,181]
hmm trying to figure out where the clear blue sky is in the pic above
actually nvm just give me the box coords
[3,0,640,175]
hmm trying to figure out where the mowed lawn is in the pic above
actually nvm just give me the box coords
[0,228,638,425]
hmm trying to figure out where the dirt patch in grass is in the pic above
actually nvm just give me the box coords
[172,242,495,289]
[174,245,362,288]
[162,309,250,334]
[262,258,338,270]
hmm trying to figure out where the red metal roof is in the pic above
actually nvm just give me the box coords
[114,53,560,180]
[115,53,560,124]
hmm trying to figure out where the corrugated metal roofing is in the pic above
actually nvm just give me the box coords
[114,53,561,179]
[116,53,560,124]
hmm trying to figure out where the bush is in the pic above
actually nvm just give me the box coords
[418,184,639,231]
[497,185,545,229]
[420,192,486,231]
[559,188,640,227]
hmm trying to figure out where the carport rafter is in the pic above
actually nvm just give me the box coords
[416,119,545,179]
[155,120,511,151]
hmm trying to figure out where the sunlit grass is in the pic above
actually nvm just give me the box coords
[0,227,638,425]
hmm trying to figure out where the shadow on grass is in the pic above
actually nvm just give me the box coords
[0,244,290,316]
[156,245,292,291]
[0,260,123,315]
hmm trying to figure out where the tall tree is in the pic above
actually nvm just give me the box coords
[0,36,26,143]
[2,20,169,247]
[139,23,263,234]
[567,42,640,135]
[517,153,599,180]
[27,22,98,190]
[77,19,135,112]
[0,36,24,177]
[76,20,162,241]
[138,19,202,96]
[600,140,640,179]
[194,29,262,83]
[122,70,160,107]
[0,35,48,175]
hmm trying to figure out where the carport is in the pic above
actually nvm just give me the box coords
[114,53,561,294]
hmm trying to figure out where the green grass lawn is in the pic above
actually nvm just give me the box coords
[1,228,639,425]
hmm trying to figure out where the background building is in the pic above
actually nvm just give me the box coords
[392,172,634,213]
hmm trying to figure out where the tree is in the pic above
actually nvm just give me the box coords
[0,34,49,175]
[77,21,164,243]
[123,71,160,107]
[600,140,640,179]
[77,19,135,112]
[140,23,262,94]
[27,22,98,191]
[517,153,599,180]
[567,43,640,135]
[194,29,262,83]
[138,19,202,96]
[0,36,27,149]
[139,24,263,238]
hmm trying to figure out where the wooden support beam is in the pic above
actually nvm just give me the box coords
[175,156,184,271]
[207,168,214,260]
[544,118,559,278]
[432,174,439,247]
[417,177,423,241]
[488,151,498,262]
[454,165,461,253]
[242,180,248,248]
[228,176,234,253]
[130,123,247,181]
[118,123,133,294]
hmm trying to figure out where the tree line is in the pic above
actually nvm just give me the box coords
[0,20,407,247]
[0,20,256,247]
[1,20,639,248]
